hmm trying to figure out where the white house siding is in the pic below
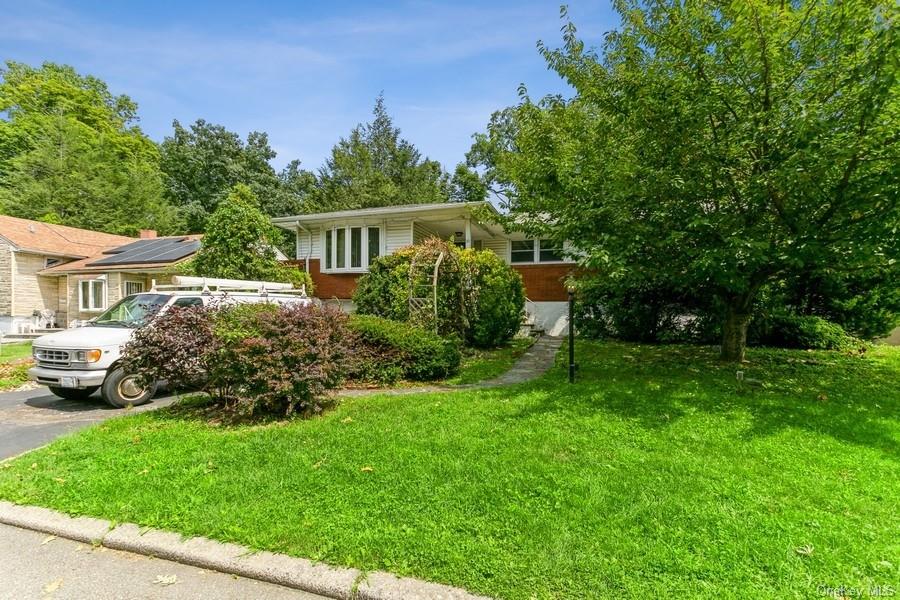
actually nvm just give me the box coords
[481,238,509,262]
[385,221,412,254]
[296,226,321,261]
[412,221,438,244]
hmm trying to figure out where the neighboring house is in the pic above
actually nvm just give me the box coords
[0,215,202,333]
[39,234,202,327]
[272,201,576,334]
[0,216,134,333]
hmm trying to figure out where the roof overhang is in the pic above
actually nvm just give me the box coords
[271,201,501,229]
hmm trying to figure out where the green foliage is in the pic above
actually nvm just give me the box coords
[354,241,525,347]
[472,2,900,360]
[351,248,414,320]
[750,314,866,352]
[309,95,451,212]
[348,314,461,381]
[460,248,525,348]
[191,184,311,292]
[449,163,488,203]
[159,119,313,233]
[0,61,180,235]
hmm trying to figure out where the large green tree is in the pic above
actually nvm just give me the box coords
[473,1,899,361]
[191,183,308,287]
[309,95,451,211]
[0,61,179,235]
[159,120,309,232]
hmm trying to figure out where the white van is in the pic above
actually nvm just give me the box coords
[28,277,312,408]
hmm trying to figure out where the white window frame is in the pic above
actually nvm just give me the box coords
[508,239,567,264]
[78,278,107,312]
[124,280,145,296]
[322,225,384,273]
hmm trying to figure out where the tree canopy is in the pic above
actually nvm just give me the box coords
[190,183,309,288]
[309,95,456,212]
[0,61,180,235]
[159,119,313,233]
[473,1,899,360]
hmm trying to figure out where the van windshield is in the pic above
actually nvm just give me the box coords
[91,294,171,328]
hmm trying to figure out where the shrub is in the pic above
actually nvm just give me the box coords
[121,303,217,391]
[348,314,461,381]
[122,302,352,416]
[354,240,525,347]
[352,248,414,320]
[750,314,866,352]
[212,303,352,415]
[460,249,525,348]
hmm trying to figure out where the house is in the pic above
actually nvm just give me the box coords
[0,216,134,333]
[0,215,201,334]
[272,201,576,334]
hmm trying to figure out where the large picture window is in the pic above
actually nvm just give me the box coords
[510,239,566,264]
[79,279,106,312]
[323,225,383,272]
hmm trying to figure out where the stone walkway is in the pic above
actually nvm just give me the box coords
[337,335,563,398]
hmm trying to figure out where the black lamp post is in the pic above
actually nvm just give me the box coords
[568,285,576,383]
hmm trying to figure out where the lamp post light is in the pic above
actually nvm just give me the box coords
[567,285,576,384]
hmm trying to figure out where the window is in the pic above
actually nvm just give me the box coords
[367,227,380,264]
[510,239,566,263]
[325,230,333,270]
[79,279,106,311]
[323,226,383,272]
[173,297,203,308]
[350,227,362,269]
[510,240,535,263]
[539,240,564,262]
[124,281,144,296]
[335,227,346,269]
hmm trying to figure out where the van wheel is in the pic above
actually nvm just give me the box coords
[101,367,156,408]
[48,386,99,401]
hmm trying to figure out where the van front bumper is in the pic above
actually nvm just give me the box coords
[28,366,107,389]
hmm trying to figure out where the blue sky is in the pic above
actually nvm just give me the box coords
[0,1,618,171]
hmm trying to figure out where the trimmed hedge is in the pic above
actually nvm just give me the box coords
[348,314,461,383]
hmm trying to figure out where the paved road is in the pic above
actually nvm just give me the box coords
[0,387,178,460]
[0,523,323,599]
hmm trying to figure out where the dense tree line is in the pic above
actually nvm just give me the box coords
[0,62,483,237]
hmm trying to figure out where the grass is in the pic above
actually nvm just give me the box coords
[443,336,535,385]
[0,342,32,390]
[0,341,32,363]
[0,341,897,598]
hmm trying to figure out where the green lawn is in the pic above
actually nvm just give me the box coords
[443,336,535,385]
[0,341,897,598]
[0,342,32,390]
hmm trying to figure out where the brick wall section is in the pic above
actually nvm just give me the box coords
[286,259,573,302]
[0,244,12,316]
[12,251,62,317]
[286,259,360,300]
[512,264,573,301]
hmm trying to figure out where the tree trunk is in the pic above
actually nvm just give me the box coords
[721,295,754,362]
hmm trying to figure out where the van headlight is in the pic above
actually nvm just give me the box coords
[74,349,103,363]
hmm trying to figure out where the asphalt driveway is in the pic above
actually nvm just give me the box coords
[0,387,177,460]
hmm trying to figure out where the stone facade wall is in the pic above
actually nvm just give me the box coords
[0,244,12,316]
[12,251,62,317]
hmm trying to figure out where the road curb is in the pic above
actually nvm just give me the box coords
[0,501,489,600]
